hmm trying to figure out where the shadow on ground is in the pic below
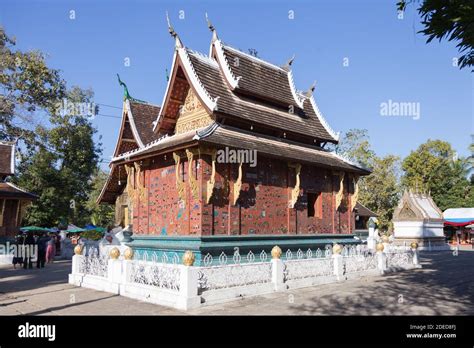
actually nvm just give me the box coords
[0,260,71,295]
[287,251,474,315]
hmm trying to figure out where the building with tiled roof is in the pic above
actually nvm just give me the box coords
[98,16,370,262]
[0,142,37,237]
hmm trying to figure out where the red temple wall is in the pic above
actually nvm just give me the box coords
[132,155,202,236]
[200,154,355,236]
[131,151,355,236]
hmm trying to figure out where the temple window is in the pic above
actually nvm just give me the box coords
[307,192,322,218]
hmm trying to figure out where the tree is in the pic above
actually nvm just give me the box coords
[468,135,474,180]
[87,169,115,228]
[401,139,472,211]
[335,129,376,169]
[397,0,474,70]
[15,87,102,227]
[359,155,402,232]
[2,27,103,228]
[335,129,400,231]
[0,26,65,152]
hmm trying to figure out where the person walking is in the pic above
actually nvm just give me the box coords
[46,234,56,263]
[12,234,24,269]
[22,232,35,269]
[36,233,49,268]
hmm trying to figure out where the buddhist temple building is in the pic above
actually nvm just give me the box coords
[393,190,447,250]
[98,17,370,262]
[0,141,37,237]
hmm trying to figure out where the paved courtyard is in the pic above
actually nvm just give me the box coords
[0,250,473,315]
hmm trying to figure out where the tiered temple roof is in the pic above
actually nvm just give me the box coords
[98,17,368,204]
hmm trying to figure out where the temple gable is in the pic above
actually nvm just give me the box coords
[175,88,214,134]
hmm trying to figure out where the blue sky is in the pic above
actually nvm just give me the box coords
[2,0,472,168]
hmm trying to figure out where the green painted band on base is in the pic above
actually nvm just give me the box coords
[126,234,360,265]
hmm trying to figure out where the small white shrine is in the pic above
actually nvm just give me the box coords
[393,190,448,250]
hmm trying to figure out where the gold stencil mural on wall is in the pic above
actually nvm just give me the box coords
[134,162,147,201]
[289,163,302,208]
[335,172,345,210]
[351,174,359,211]
[125,164,136,201]
[206,149,217,204]
[186,149,199,201]
[173,152,186,203]
[233,162,243,205]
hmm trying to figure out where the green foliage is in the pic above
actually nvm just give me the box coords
[335,129,376,169]
[87,169,115,228]
[15,87,102,227]
[80,229,103,241]
[335,129,400,232]
[402,139,473,211]
[359,155,402,232]
[0,26,65,151]
[398,0,474,70]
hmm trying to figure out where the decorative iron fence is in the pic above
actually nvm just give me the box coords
[385,250,413,269]
[197,262,272,291]
[284,257,334,281]
[70,244,421,311]
[129,258,181,291]
[78,246,109,277]
[343,253,378,274]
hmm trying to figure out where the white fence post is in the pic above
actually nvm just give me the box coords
[270,246,286,290]
[333,254,344,280]
[411,243,422,268]
[68,254,84,286]
[178,265,200,310]
[376,243,386,274]
[71,254,83,274]
[271,258,285,291]
[108,259,123,284]
[122,259,133,284]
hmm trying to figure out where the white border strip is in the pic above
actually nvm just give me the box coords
[309,95,340,142]
[331,152,369,172]
[125,99,144,148]
[5,182,35,196]
[287,70,304,109]
[213,40,241,89]
[178,47,218,111]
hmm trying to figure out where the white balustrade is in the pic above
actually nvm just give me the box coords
[69,245,421,310]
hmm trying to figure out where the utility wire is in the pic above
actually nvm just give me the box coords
[96,113,121,119]
[96,103,122,110]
